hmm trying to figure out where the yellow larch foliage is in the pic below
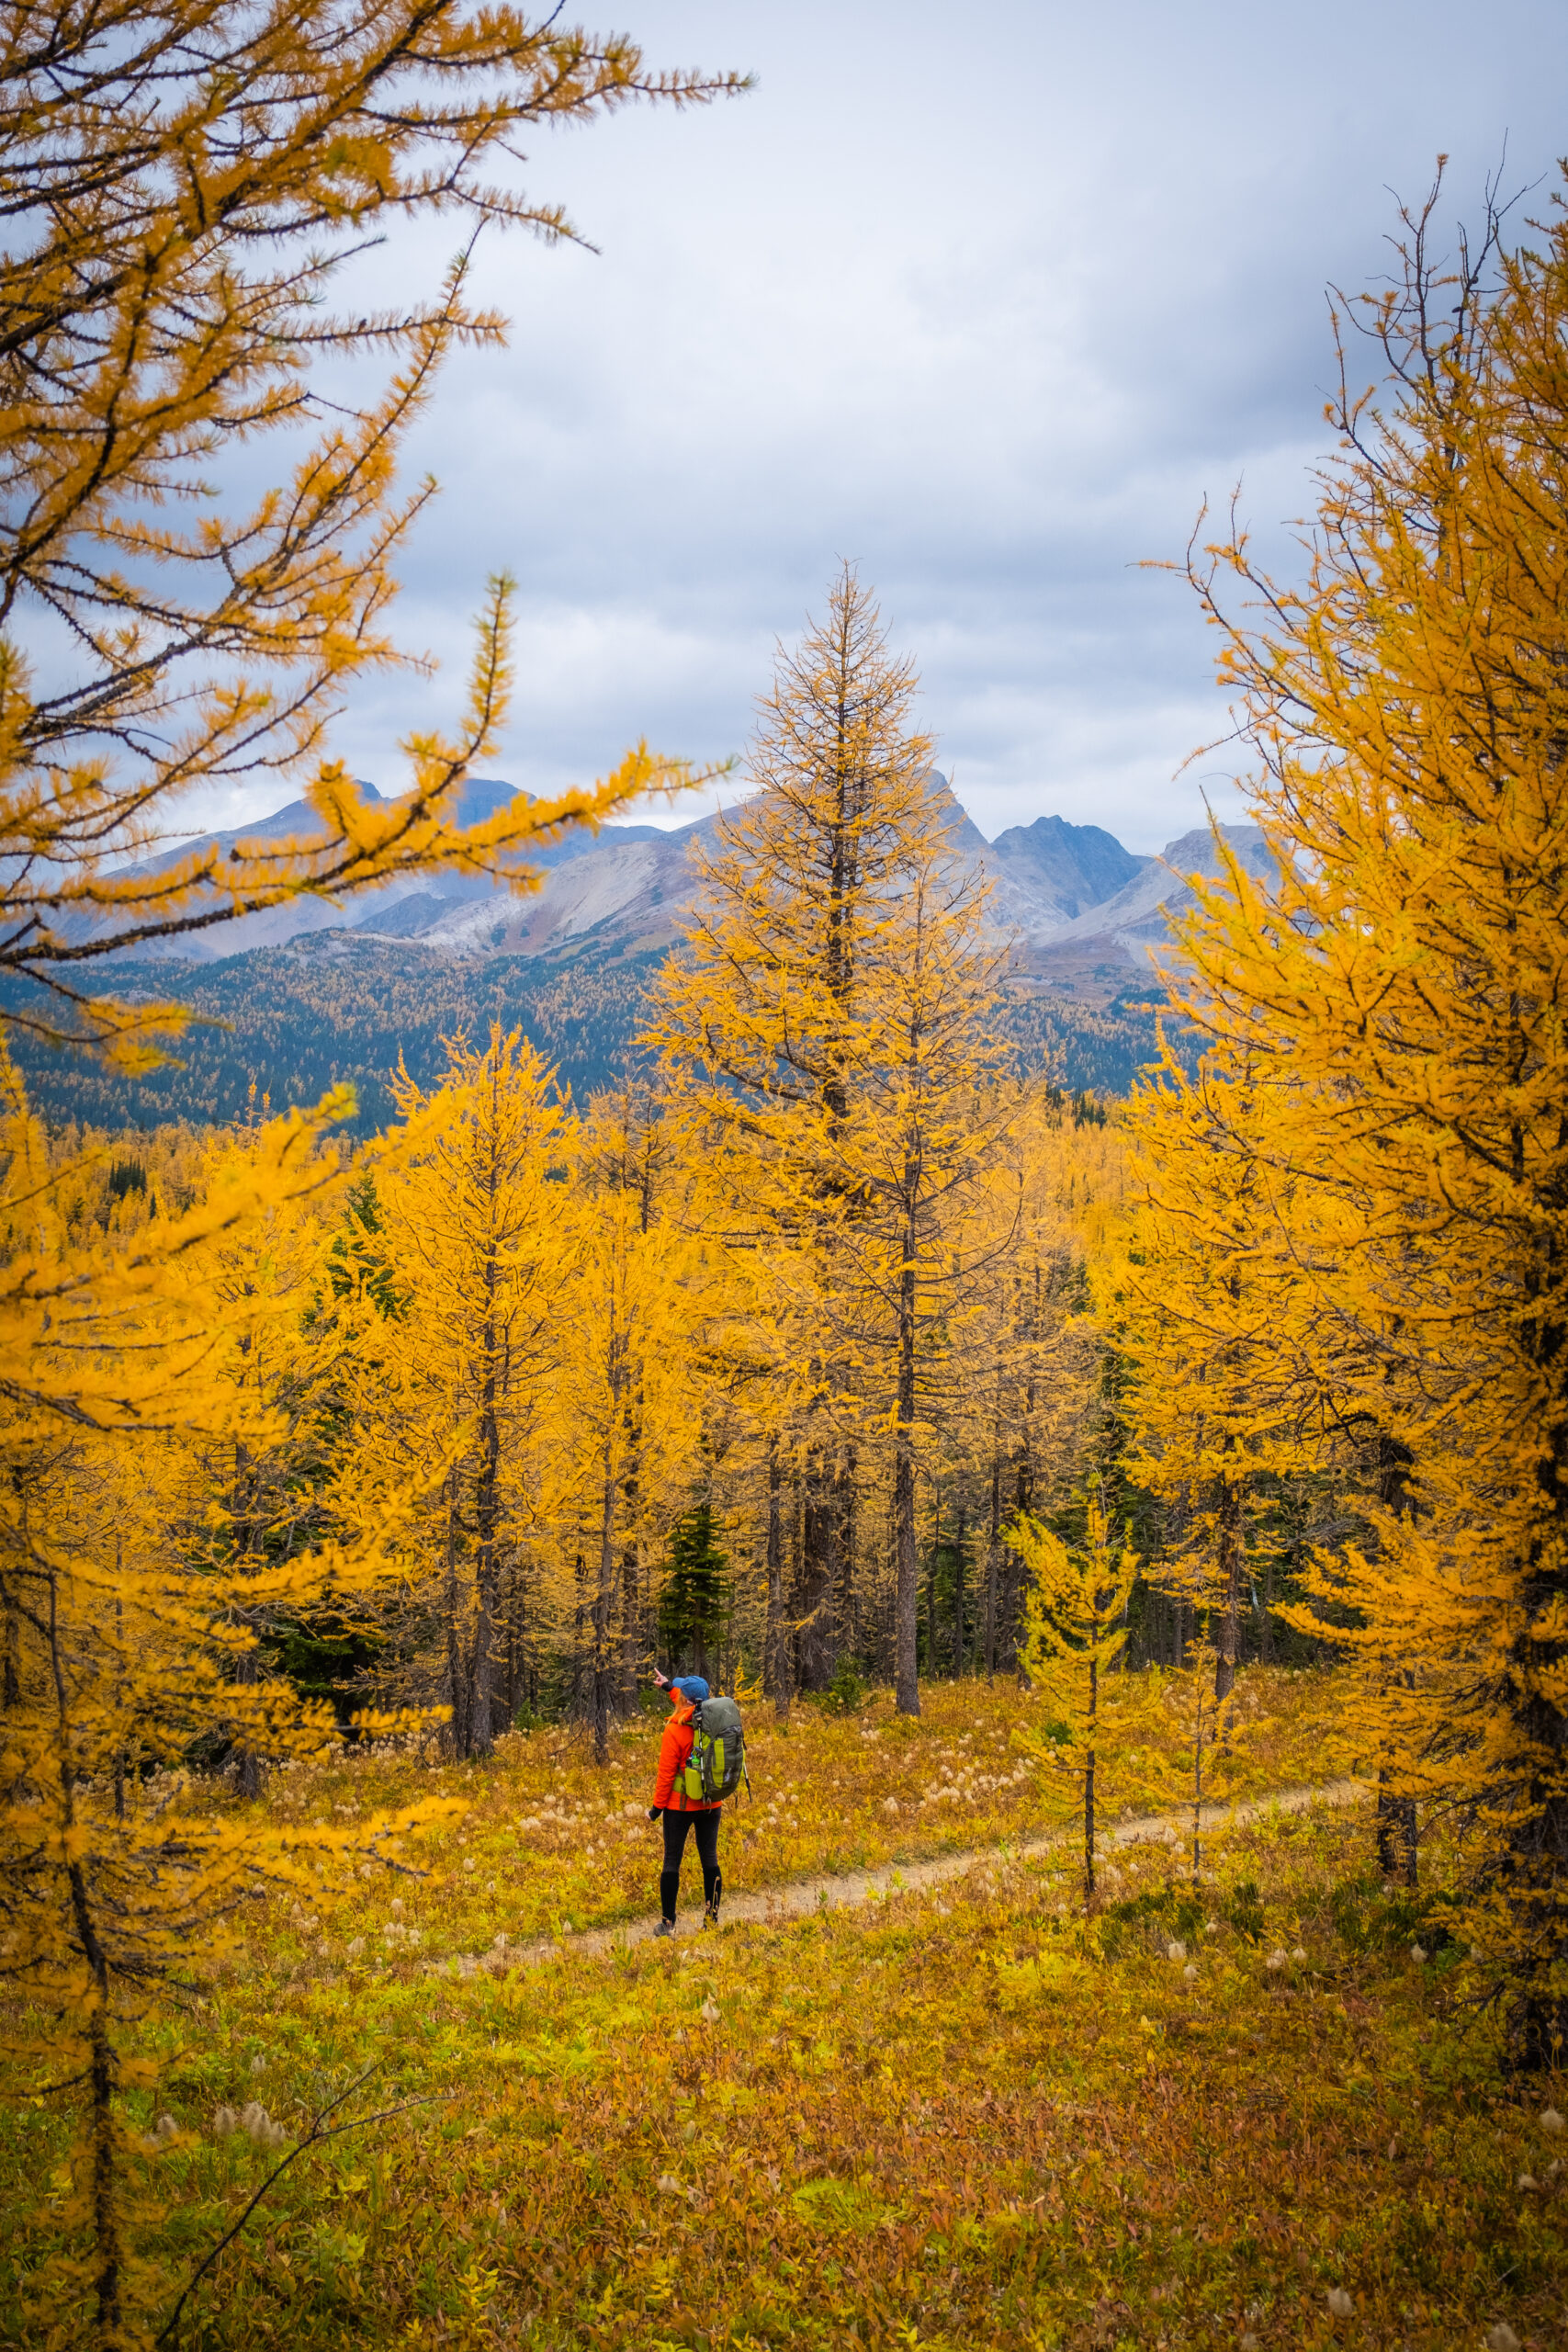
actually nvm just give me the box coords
[552,1087,712,1760]
[1116,1052,1337,1703]
[348,1028,576,1762]
[0,1049,457,2346]
[1007,1498,1166,1900]
[0,0,741,1063]
[953,1096,1118,1657]
[1150,174,1568,2062]
[0,17,740,2310]
[647,563,1011,1717]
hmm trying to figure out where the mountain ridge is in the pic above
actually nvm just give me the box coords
[85,775,1262,989]
[20,782,1258,1128]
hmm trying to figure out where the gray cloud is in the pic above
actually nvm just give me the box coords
[198,2,1568,848]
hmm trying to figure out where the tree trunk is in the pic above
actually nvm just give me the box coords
[54,1556,122,2352]
[985,1436,1000,1679]
[231,1645,263,1800]
[1375,1761,1418,1886]
[764,1440,793,1723]
[1003,1493,1029,1676]
[467,1274,503,1758]
[838,1446,858,1662]
[511,1550,535,1724]
[592,1457,615,1767]
[1,1576,18,1710]
[618,1387,644,1713]
[953,1502,967,1677]
[620,1534,642,1717]
[570,1552,588,1715]
[925,1484,939,1676]
[445,1464,470,1761]
[787,1467,805,1694]
[113,1588,126,1824]
[894,1235,920,1716]
[795,1446,839,1691]
[1083,1657,1098,1903]
[88,2006,122,2346]
[500,1558,518,1730]
[894,1442,919,1716]
[1213,1470,1244,1708]
[1260,1547,1275,1665]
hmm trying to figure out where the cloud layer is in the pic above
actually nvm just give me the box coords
[135,3,1568,849]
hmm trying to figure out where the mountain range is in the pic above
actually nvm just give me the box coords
[95,776,1270,998]
[13,782,1267,1132]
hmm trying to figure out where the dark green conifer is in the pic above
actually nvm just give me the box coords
[658,1502,730,1678]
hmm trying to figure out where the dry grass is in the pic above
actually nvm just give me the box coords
[7,1669,1562,2350]
[221,1668,1337,1970]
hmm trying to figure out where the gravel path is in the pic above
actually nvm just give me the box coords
[474,1780,1363,1978]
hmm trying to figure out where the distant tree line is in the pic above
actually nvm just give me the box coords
[0,944,1173,1136]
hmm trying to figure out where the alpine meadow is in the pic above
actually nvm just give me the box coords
[0,5,1566,2347]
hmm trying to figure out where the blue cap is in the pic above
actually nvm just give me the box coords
[671,1676,710,1703]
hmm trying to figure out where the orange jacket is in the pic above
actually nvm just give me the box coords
[652,1694,723,1813]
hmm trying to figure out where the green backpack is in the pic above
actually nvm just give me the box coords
[680,1695,749,1804]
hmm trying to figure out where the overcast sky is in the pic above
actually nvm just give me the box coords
[318,2,1566,852]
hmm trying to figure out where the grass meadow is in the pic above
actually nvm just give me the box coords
[4,1673,1565,2350]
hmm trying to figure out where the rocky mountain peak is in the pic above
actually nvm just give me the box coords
[83,775,1269,1001]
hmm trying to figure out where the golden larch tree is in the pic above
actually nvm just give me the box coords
[0,15,742,2325]
[647,564,1007,1713]
[0,0,741,1065]
[1007,1499,1164,1901]
[557,1088,709,1759]
[1155,172,1568,2063]
[0,1051,455,2347]
[360,1028,573,1760]
[1117,1051,1337,1705]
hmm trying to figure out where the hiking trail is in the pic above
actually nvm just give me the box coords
[472,1780,1364,1980]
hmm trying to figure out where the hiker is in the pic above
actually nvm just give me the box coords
[647,1669,723,1937]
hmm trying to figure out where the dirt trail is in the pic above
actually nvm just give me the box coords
[484,1780,1364,1978]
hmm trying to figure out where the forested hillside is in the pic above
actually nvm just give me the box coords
[0,941,667,1130]
[2,939,1172,1131]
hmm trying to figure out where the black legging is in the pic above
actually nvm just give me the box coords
[660,1807,722,1925]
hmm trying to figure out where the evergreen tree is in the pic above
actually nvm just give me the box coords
[658,1503,732,1679]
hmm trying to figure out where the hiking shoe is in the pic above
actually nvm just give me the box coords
[652,1919,675,1939]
